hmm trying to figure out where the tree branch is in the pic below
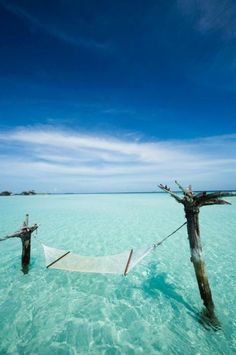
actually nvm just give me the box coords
[197,192,236,206]
[175,180,193,198]
[0,224,39,240]
[200,191,236,200]
[158,184,183,203]
[201,199,232,206]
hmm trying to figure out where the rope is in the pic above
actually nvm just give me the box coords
[153,221,187,248]
[1,222,187,250]
[33,230,43,245]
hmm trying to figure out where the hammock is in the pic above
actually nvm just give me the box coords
[43,244,155,275]
[41,222,187,275]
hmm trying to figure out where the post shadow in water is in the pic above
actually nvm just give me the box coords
[141,262,220,330]
[142,262,197,315]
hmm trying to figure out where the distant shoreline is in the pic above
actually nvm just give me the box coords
[1,190,236,196]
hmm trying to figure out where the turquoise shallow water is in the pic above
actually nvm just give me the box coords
[0,193,236,354]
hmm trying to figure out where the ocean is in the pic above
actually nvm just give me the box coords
[0,193,235,354]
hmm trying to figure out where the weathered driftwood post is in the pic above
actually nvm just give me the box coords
[0,214,38,273]
[159,181,236,316]
[21,214,31,268]
[20,214,38,272]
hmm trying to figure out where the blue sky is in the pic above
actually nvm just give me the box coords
[0,0,236,192]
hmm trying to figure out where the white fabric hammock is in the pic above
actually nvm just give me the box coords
[42,244,154,275]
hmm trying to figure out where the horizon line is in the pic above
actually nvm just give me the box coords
[1,189,236,196]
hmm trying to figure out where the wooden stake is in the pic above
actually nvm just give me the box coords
[46,251,70,268]
[185,206,214,312]
[24,213,29,227]
[159,181,236,317]
[1,215,38,273]
[21,230,31,268]
[124,249,133,276]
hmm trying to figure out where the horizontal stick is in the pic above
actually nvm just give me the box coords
[124,249,133,276]
[47,251,70,268]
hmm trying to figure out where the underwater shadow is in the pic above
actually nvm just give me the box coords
[141,262,199,321]
[141,262,221,330]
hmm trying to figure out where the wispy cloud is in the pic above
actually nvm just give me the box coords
[0,127,235,192]
[0,1,110,50]
[101,108,136,116]
[178,0,236,38]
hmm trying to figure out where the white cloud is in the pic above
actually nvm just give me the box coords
[0,127,235,192]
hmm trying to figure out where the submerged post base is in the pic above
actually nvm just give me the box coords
[21,264,29,275]
[199,308,221,331]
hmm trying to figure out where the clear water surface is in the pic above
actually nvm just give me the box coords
[0,193,235,354]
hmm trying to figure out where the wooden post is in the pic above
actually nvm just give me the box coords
[185,205,214,312]
[159,181,236,318]
[21,230,32,269]
[2,215,38,272]
[21,214,31,271]
[20,222,38,272]
[24,213,29,227]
